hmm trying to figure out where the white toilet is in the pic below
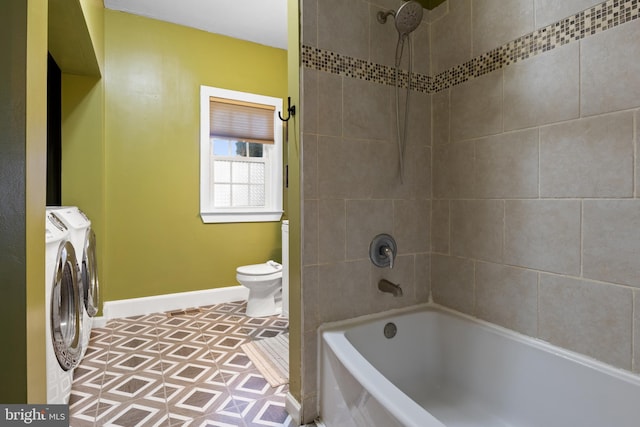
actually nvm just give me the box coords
[236,260,283,317]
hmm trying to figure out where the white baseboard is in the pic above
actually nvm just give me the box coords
[285,392,302,426]
[101,286,249,321]
[92,316,108,328]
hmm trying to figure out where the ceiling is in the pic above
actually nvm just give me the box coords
[103,0,288,50]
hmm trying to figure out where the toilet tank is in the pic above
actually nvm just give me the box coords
[282,220,289,318]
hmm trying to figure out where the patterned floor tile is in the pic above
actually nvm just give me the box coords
[97,397,168,427]
[70,301,307,427]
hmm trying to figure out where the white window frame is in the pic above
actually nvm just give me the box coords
[200,86,283,223]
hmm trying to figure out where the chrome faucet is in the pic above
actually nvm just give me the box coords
[378,279,403,297]
[382,245,394,269]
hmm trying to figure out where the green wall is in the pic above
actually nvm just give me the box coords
[286,0,302,406]
[0,0,48,403]
[101,10,288,301]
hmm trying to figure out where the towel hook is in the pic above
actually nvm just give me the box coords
[279,97,296,122]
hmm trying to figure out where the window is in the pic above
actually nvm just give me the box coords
[200,86,283,223]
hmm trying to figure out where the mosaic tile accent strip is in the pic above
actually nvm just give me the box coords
[69,301,302,427]
[303,0,640,93]
[302,45,431,93]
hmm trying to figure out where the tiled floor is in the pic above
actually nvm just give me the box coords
[69,301,298,427]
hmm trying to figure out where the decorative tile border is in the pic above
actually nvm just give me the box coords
[303,0,640,93]
[301,45,431,93]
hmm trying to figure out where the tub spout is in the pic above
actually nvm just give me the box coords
[378,279,403,297]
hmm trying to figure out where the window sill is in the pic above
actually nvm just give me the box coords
[200,211,283,224]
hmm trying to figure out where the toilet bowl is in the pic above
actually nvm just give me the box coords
[236,260,283,317]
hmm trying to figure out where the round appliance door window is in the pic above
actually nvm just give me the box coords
[82,228,99,317]
[51,240,83,371]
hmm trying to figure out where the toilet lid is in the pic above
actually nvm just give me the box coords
[237,260,282,276]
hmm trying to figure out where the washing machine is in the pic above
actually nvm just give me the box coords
[46,206,99,358]
[45,210,84,404]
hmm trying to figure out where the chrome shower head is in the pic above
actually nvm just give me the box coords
[394,1,423,36]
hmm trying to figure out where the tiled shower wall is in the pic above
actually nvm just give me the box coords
[300,0,433,421]
[300,0,640,423]
[431,0,640,375]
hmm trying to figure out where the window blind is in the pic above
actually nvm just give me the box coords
[210,97,275,144]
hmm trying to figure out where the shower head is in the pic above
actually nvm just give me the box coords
[394,1,423,36]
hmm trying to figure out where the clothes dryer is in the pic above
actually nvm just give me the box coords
[46,207,99,357]
[45,210,84,404]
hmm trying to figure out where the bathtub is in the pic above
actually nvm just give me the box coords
[319,304,640,427]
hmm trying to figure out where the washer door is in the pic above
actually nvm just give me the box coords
[82,228,99,317]
[51,240,83,371]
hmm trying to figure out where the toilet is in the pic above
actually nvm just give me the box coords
[237,220,289,318]
[236,260,283,317]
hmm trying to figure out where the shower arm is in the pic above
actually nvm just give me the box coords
[377,10,396,24]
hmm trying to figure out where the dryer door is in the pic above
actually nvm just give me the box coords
[82,228,99,317]
[51,240,83,370]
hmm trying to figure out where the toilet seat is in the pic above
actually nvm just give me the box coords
[236,261,282,282]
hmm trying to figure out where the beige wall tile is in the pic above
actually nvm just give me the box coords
[317,71,342,137]
[302,266,319,332]
[412,146,432,199]
[431,0,472,74]
[318,199,345,264]
[394,199,430,254]
[303,134,318,199]
[346,200,394,261]
[318,136,372,198]
[343,78,392,140]
[504,42,579,131]
[474,128,539,198]
[451,199,504,263]
[634,291,640,373]
[472,0,534,56]
[301,393,318,425]
[317,0,369,59]
[368,140,411,199]
[318,260,373,323]
[302,69,318,134]
[581,19,640,116]
[432,89,450,146]
[535,0,609,28]
[433,142,475,199]
[431,254,475,314]
[637,110,640,199]
[412,21,431,76]
[505,200,581,275]
[406,90,432,148]
[475,262,538,336]
[451,70,503,141]
[302,0,318,46]
[303,199,318,266]
[415,253,431,303]
[583,200,640,288]
[540,112,634,198]
[431,199,450,254]
[539,274,633,370]
[302,330,318,395]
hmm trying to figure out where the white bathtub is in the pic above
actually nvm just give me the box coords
[319,304,640,427]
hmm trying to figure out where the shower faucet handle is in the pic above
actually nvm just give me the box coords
[370,234,398,269]
[382,245,395,269]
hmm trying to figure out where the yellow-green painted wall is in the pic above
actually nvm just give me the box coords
[286,0,302,407]
[26,0,48,403]
[0,0,48,402]
[102,10,288,301]
[59,0,106,315]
